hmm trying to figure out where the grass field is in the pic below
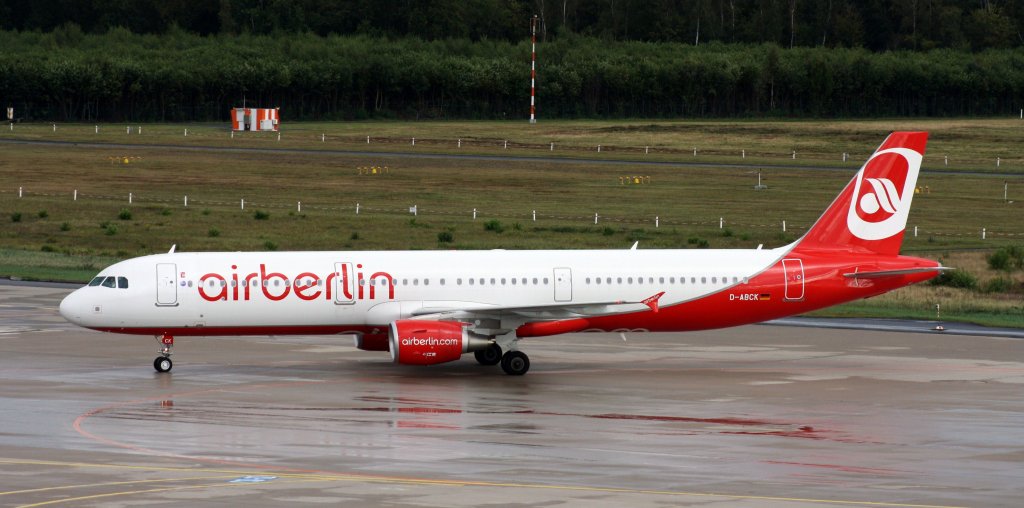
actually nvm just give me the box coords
[1,119,1022,326]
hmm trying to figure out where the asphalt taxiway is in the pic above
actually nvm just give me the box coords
[2,283,1023,507]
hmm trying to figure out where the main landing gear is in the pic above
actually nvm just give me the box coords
[474,343,530,375]
[153,333,173,373]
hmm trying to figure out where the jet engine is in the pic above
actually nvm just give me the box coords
[388,320,491,366]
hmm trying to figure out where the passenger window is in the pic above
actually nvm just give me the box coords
[585,277,590,284]
[691,277,696,284]
[479,278,485,285]
[543,278,549,284]
[659,277,665,284]
[469,279,474,285]
[532,278,538,285]
[522,278,527,285]
[628,277,634,284]
[101,277,116,288]
[414,279,419,286]
[595,278,601,284]
[89,277,104,287]
[712,277,717,284]
[617,277,622,284]
[490,278,496,285]
[606,277,611,284]
[501,278,506,285]
[440,278,445,285]
[701,277,707,284]
[187,281,193,288]
[424,279,430,286]
[511,278,516,285]
[117,277,129,289]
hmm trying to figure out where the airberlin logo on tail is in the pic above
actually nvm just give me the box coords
[846,147,922,241]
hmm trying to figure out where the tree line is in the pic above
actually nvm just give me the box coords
[1,0,1022,52]
[1,29,1022,122]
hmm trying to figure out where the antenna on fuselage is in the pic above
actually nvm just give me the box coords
[168,244,176,254]
[630,241,638,250]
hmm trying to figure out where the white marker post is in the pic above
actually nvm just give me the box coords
[982,228,986,240]
[297,202,301,212]
[356,203,360,215]
[412,138,415,146]
[550,142,554,151]
[184,128,188,136]
[594,213,599,225]
[473,208,477,220]
[18,186,22,198]
[655,216,659,228]
[129,192,133,204]
[532,210,536,221]
[458,139,461,148]
[184,196,188,207]
[782,220,786,232]
[241,198,245,210]
[73,189,77,201]
[719,217,723,229]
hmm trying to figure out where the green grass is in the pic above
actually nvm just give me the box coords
[2,118,1023,326]
[4,118,1024,173]
[0,249,121,282]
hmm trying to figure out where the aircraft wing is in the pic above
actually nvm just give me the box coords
[411,292,666,320]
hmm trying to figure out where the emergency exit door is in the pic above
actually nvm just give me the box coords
[553,267,572,302]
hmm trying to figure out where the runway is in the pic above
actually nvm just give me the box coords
[2,283,1023,507]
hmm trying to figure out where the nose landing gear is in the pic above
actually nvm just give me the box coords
[153,334,174,373]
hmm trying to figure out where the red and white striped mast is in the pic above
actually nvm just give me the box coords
[529,14,538,124]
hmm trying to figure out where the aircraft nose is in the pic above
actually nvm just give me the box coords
[59,289,86,325]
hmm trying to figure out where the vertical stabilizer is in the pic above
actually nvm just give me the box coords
[795,132,928,256]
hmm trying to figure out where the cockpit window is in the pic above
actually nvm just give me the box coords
[88,277,104,287]
[101,277,116,288]
[117,277,129,289]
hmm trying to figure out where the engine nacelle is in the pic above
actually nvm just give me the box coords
[353,333,389,351]
[388,320,491,366]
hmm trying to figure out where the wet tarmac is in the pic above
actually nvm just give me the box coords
[2,283,1023,507]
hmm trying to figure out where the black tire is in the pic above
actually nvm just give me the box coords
[500,351,530,376]
[154,357,172,373]
[474,343,503,366]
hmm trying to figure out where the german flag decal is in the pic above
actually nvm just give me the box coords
[759,294,772,301]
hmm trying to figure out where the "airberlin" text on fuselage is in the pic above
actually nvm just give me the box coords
[198,263,394,302]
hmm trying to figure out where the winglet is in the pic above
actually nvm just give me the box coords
[641,292,665,313]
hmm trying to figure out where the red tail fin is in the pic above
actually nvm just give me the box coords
[795,132,928,256]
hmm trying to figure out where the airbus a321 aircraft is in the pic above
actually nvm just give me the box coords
[60,132,946,375]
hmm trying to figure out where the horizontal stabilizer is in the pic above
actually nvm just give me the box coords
[843,266,954,279]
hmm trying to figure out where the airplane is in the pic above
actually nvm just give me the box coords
[59,132,947,376]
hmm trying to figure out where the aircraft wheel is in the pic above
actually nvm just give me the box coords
[153,357,173,373]
[500,351,530,376]
[474,343,503,366]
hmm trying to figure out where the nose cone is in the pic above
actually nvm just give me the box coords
[59,289,87,326]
